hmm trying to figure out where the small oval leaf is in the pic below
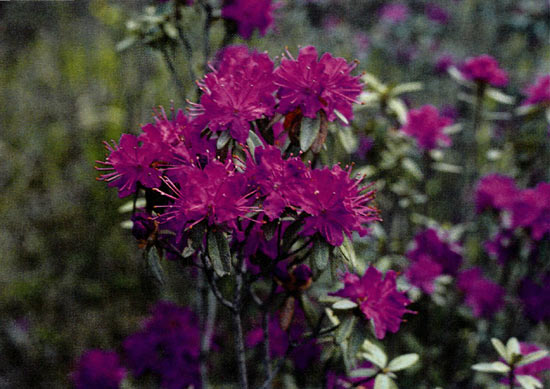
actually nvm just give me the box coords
[332,299,358,310]
[387,353,419,372]
[471,362,510,373]
[374,374,398,389]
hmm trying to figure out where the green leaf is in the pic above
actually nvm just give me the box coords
[507,337,521,358]
[374,374,398,389]
[491,338,509,362]
[282,219,304,253]
[216,131,231,149]
[118,198,146,213]
[334,109,350,125]
[471,362,510,373]
[299,293,320,329]
[361,339,387,368]
[515,104,538,116]
[246,130,264,159]
[546,108,550,124]
[517,350,549,367]
[387,354,419,372]
[335,315,357,344]
[332,299,358,310]
[391,82,423,96]
[147,248,165,286]
[338,127,358,153]
[401,158,423,180]
[387,98,408,124]
[207,229,231,277]
[338,235,358,271]
[349,368,378,378]
[313,237,330,271]
[486,88,515,105]
[189,220,207,250]
[516,375,543,389]
[116,37,137,52]
[300,116,320,152]
[432,162,463,174]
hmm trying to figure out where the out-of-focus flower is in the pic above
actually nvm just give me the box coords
[123,301,202,389]
[425,3,450,24]
[522,74,550,107]
[435,54,454,74]
[475,174,518,213]
[460,55,508,87]
[405,255,443,294]
[519,274,550,322]
[483,229,517,265]
[71,350,126,389]
[457,268,505,318]
[222,0,280,39]
[509,183,550,241]
[291,165,380,246]
[192,46,277,143]
[379,3,409,23]
[330,267,414,339]
[273,46,362,123]
[400,105,453,150]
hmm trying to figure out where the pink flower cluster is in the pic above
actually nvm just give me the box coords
[460,54,508,87]
[222,0,280,40]
[522,74,550,107]
[400,105,453,150]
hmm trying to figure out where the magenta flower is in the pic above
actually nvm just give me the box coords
[273,46,362,123]
[460,55,508,87]
[96,134,162,198]
[483,229,517,265]
[475,174,519,213]
[400,105,453,150]
[123,302,202,389]
[71,350,126,389]
[425,3,450,24]
[434,54,454,74]
[156,160,259,232]
[509,183,550,240]
[519,274,550,322]
[405,255,443,294]
[379,3,409,23]
[330,267,414,339]
[291,165,380,246]
[456,268,505,318]
[522,74,550,107]
[221,0,279,39]
[192,46,277,143]
[500,343,550,386]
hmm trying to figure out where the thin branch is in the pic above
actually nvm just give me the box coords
[200,252,235,311]
[161,47,187,102]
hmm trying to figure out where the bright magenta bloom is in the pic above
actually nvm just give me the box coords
[273,46,362,123]
[96,134,162,198]
[400,105,453,150]
[291,165,380,246]
[457,268,505,318]
[460,54,508,87]
[330,267,414,339]
[475,174,518,213]
[192,46,277,143]
[522,75,550,106]
[221,0,279,39]
[509,183,550,240]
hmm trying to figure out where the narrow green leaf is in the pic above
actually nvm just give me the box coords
[374,374,398,389]
[349,368,378,378]
[338,235,357,271]
[299,116,320,152]
[207,229,231,277]
[118,198,146,213]
[517,350,548,367]
[401,158,423,180]
[486,88,515,105]
[189,220,207,250]
[335,315,357,344]
[391,82,423,96]
[282,218,304,253]
[507,337,521,358]
[338,127,358,153]
[361,339,387,368]
[334,109,350,125]
[387,354,419,372]
[313,237,330,271]
[387,98,408,124]
[471,362,510,373]
[246,130,264,160]
[116,37,137,52]
[432,162,463,174]
[332,299,358,310]
[516,375,543,389]
[147,248,165,286]
[491,338,509,362]
[299,293,320,329]
[216,131,231,149]
[546,108,550,124]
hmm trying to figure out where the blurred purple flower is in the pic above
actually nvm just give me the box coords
[123,301,202,389]
[222,0,280,39]
[425,3,450,24]
[330,267,414,339]
[509,183,550,240]
[379,3,409,23]
[400,105,453,150]
[434,54,454,74]
[71,350,126,389]
[441,105,459,120]
[457,268,505,318]
[519,274,550,322]
[460,55,508,87]
[483,229,516,265]
[522,74,550,106]
[405,255,443,294]
[475,174,518,213]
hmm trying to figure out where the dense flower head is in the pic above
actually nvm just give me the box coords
[519,274,550,322]
[522,75,550,106]
[400,105,453,150]
[509,183,550,240]
[460,54,508,87]
[475,173,518,213]
[96,134,162,198]
[456,268,505,318]
[71,350,126,389]
[330,267,414,339]
[192,45,277,143]
[273,46,362,123]
[500,343,550,386]
[123,301,201,389]
[425,3,450,24]
[379,3,409,23]
[155,159,258,233]
[290,165,380,246]
[406,228,462,277]
[221,0,279,39]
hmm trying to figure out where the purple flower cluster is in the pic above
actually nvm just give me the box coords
[460,54,508,87]
[405,228,462,294]
[522,74,550,107]
[71,350,126,389]
[222,0,280,40]
[457,268,505,318]
[519,274,550,322]
[123,301,202,389]
[425,3,450,25]
[379,3,409,24]
[400,105,453,150]
[330,267,414,339]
